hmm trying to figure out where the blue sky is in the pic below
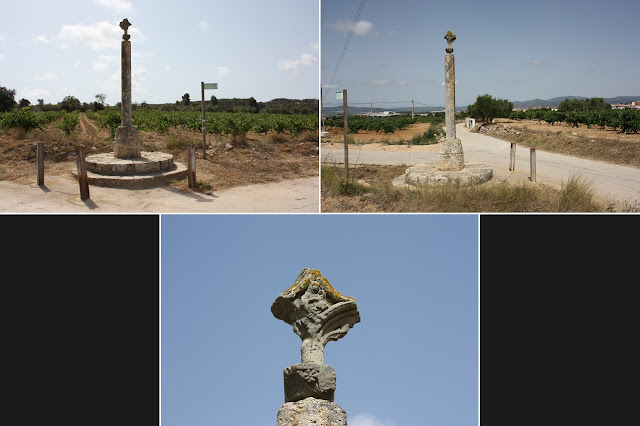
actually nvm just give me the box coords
[0,0,319,105]
[321,0,640,108]
[161,214,479,426]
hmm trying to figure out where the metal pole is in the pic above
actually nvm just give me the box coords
[343,89,349,179]
[201,82,206,159]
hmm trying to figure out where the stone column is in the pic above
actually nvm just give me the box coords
[113,18,141,159]
[438,31,465,171]
[272,268,360,426]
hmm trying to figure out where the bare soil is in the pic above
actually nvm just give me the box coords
[321,122,435,144]
[0,113,319,192]
[482,118,640,167]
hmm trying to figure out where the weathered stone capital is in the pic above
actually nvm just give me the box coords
[272,268,360,364]
[445,30,456,53]
[120,18,131,41]
[284,363,336,402]
[277,397,347,426]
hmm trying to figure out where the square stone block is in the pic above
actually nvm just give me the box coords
[284,363,336,402]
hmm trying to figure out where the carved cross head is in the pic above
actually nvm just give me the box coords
[120,19,131,41]
[272,268,360,364]
[445,30,456,53]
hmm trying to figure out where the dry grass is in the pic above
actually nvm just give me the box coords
[321,164,610,212]
[485,119,640,167]
[0,113,319,192]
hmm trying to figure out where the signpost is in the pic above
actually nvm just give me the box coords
[201,82,218,159]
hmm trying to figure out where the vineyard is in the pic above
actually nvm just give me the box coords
[509,108,640,133]
[323,113,444,134]
[1,107,318,138]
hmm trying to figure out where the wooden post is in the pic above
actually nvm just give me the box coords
[343,89,349,179]
[509,142,516,171]
[201,81,206,159]
[76,145,90,200]
[187,144,196,188]
[530,147,536,182]
[37,142,44,186]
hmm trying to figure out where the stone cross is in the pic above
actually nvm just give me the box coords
[114,18,141,158]
[272,268,359,411]
[438,30,465,171]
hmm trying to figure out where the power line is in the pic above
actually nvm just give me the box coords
[325,0,367,101]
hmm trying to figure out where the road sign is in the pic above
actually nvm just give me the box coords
[336,91,343,100]
[203,83,218,90]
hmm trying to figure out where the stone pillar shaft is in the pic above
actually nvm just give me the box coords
[121,40,132,127]
[445,53,456,140]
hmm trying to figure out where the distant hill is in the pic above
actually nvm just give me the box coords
[512,95,640,109]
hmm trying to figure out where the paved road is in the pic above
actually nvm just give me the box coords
[322,123,640,207]
[0,175,319,213]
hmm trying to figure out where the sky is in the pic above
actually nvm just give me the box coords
[321,0,640,109]
[0,0,319,105]
[161,214,479,426]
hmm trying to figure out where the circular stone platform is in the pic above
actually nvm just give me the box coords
[72,151,188,188]
[392,162,493,187]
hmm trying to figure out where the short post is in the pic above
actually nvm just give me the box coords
[342,89,349,179]
[201,81,206,159]
[530,147,536,182]
[76,145,90,200]
[509,142,516,171]
[187,144,196,188]
[37,142,44,186]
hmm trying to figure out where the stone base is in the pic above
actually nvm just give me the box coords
[392,162,493,187]
[72,151,188,188]
[277,397,346,426]
[114,125,141,158]
[284,363,336,402]
[438,138,465,171]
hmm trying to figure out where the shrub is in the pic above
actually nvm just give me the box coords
[58,111,79,134]
[0,108,43,133]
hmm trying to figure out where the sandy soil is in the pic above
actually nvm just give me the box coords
[321,122,440,154]
[493,118,640,143]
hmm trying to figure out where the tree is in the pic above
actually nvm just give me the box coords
[37,99,44,106]
[247,96,258,112]
[182,93,191,106]
[210,95,218,106]
[18,98,31,108]
[467,94,513,122]
[60,95,81,112]
[0,85,17,112]
[95,93,107,106]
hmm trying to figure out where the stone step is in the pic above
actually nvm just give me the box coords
[85,151,175,176]
[72,162,188,188]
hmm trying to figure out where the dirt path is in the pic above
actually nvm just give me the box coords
[322,123,640,208]
[0,175,319,213]
[78,112,100,141]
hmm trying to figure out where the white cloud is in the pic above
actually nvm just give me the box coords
[92,55,118,71]
[278,53,317,72]
[327,20,378,37]
[308,42,319,51]
[0,33,8,45]
[199,21,208,32]
[0,54,4,60]
[34,72,57,81]
[20,87,51,99]
[368,79,391,86]
[133,66,149,80]
[58,21,145,50]
[351,414,396,426]
[396,80,408,86]
[95,0,133,13]
[322,84,338,90]
[33,35,49,44]
[217,66,231,76]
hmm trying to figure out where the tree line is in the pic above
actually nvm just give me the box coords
[465,93,639,133]
[1,84,318,116]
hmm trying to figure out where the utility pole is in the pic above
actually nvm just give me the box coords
[412,99,415,119]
